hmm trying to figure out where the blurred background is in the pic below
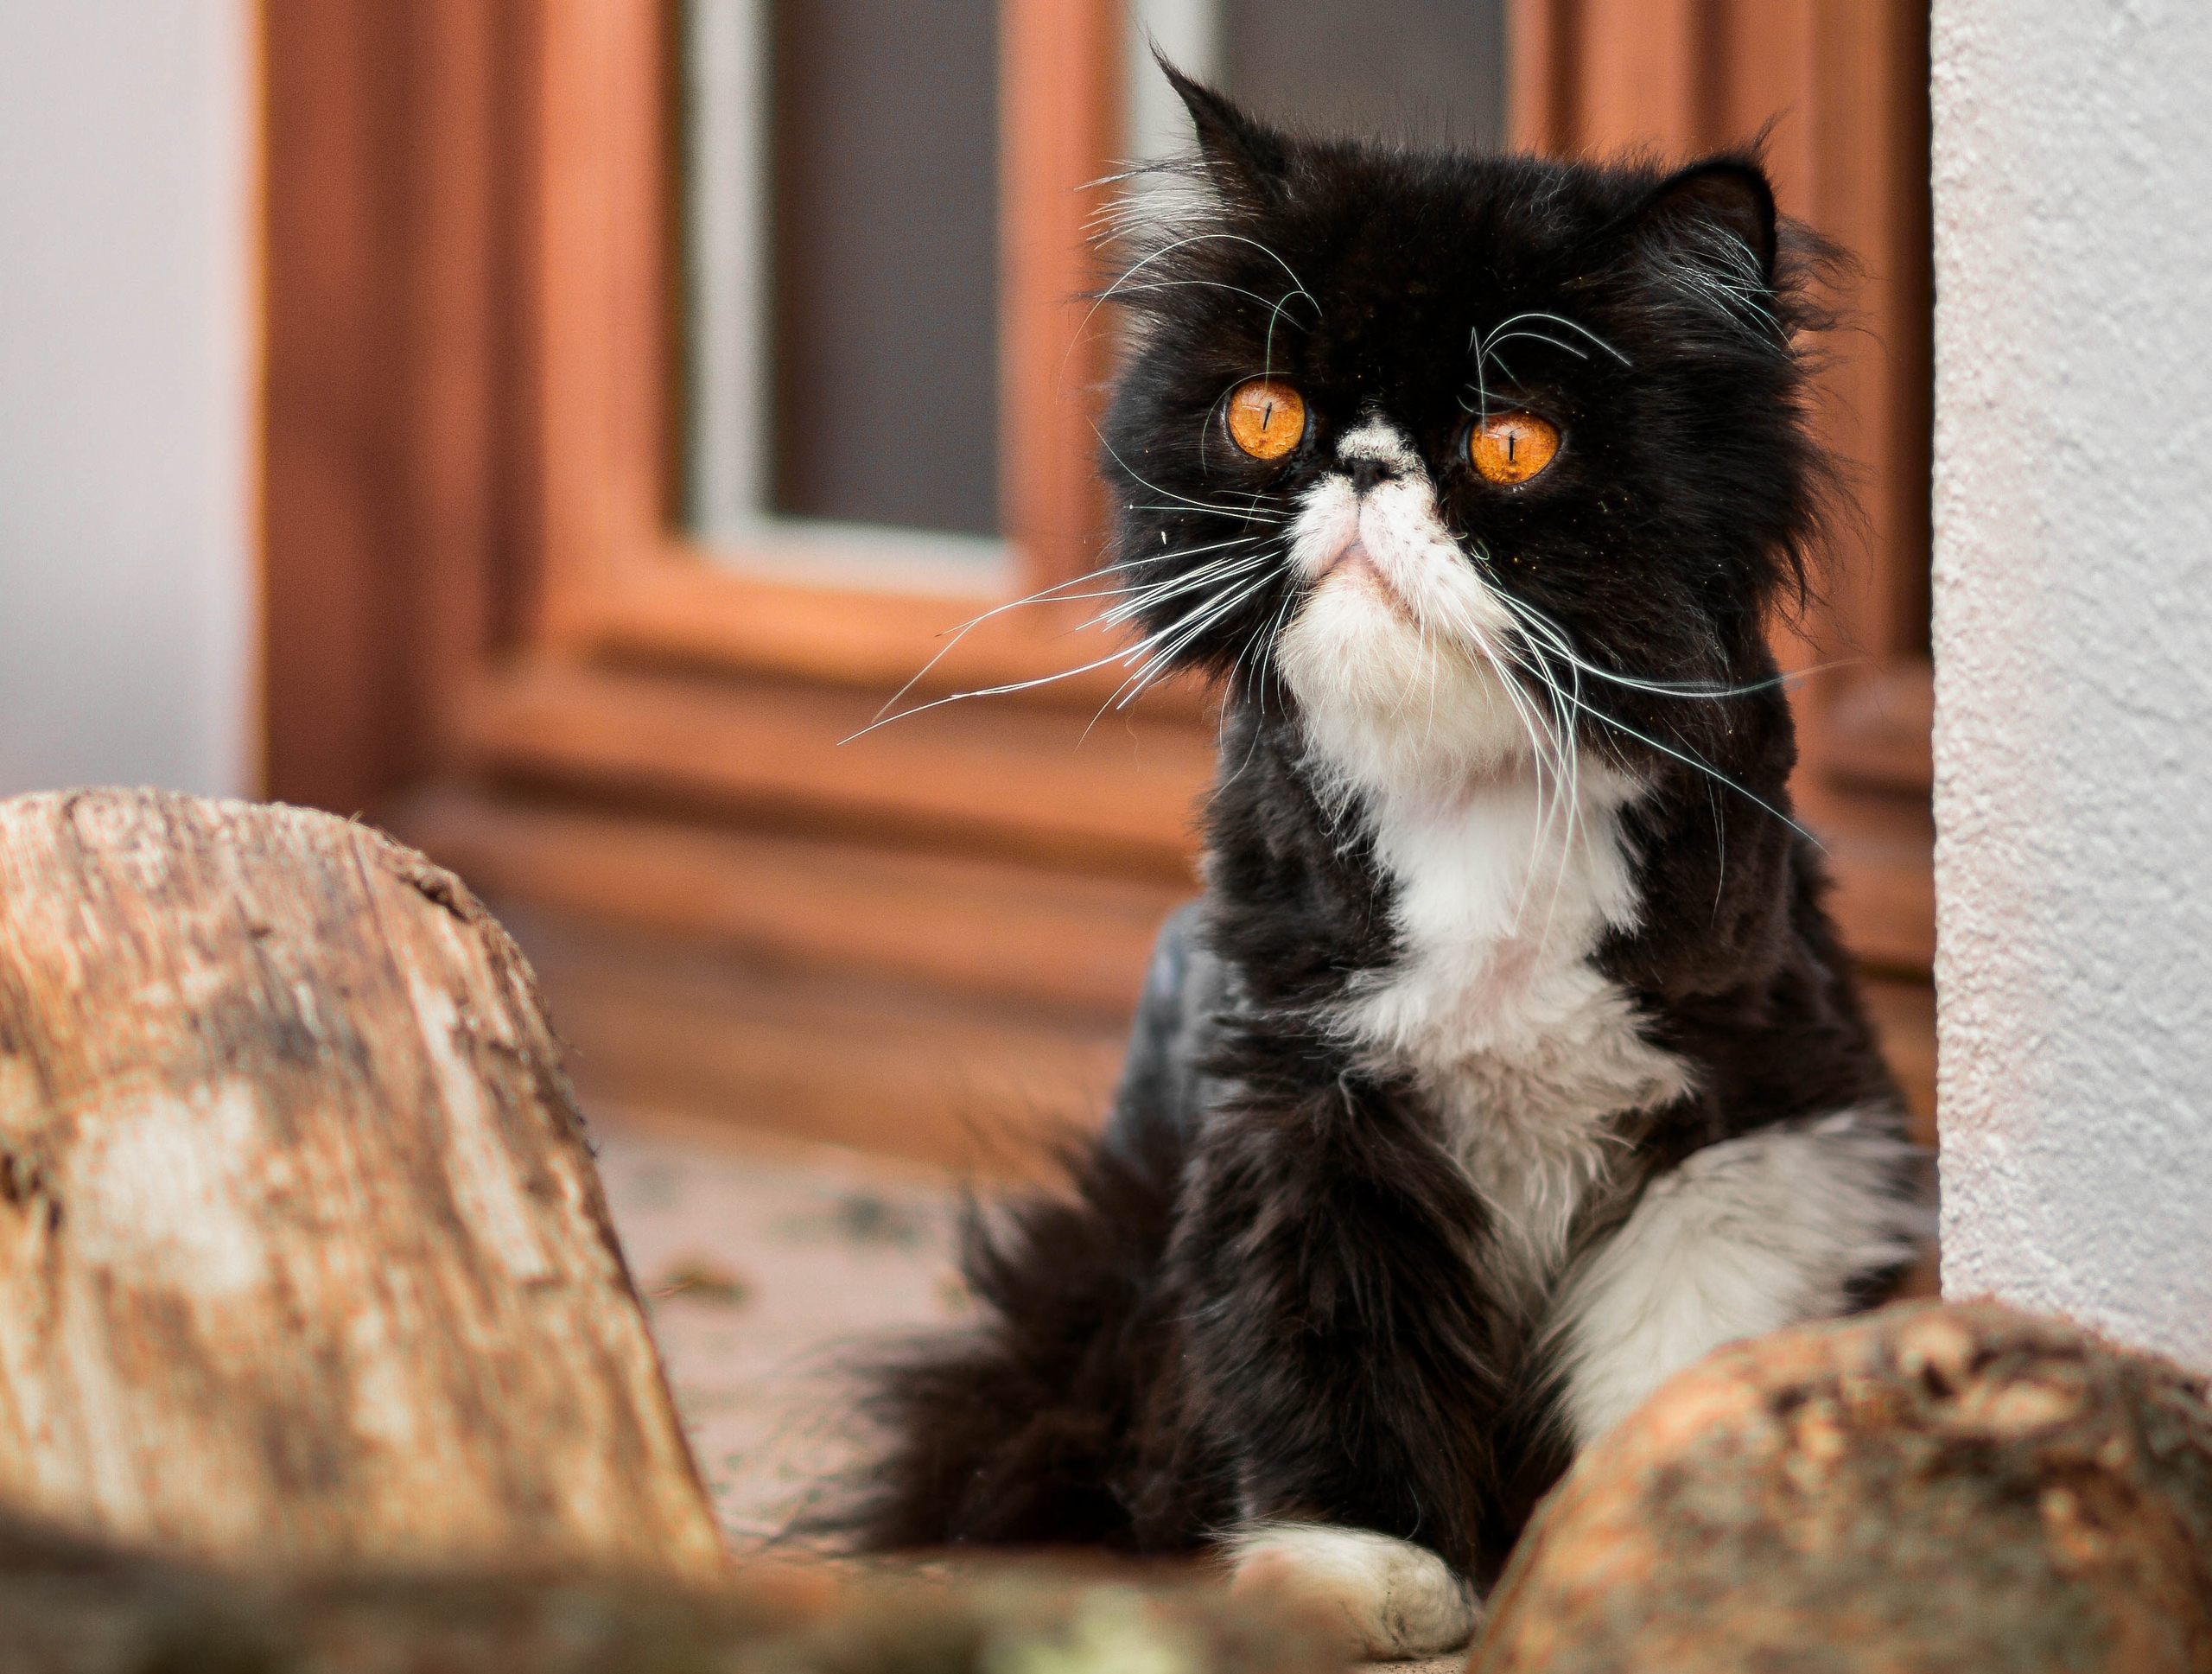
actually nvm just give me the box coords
[0,0,1936,1170]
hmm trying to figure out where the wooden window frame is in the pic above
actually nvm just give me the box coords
[455,0,1219,893]
[529,0,1154,695]
[261,0,1215,894]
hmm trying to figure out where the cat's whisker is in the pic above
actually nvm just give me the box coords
[1075,231,1322,372]
[842,645,1170,742]
[1475,309,1631,367]
[1122,565,1282,698]
[1115,551,1280,674]
[866,566,1259,748]
[1505,649,1581,939]
[1117,568,1280,708]
[1123,487,1289,519]
[1099,561,1274,639]
[1099,230,1319,315]
[1497,595,1789,875]
[1490,588,1808,701]
[1508,623,1821,850]
[1432,568,1587,936]
[1483,329,1588,364]
[1101,431,1292,526]
[1101,544,1271,624]
[1127,506,1288,526]
[1224,573,1294,703]
[1252,587,1296,705]
[1111,278,1319,327]
[1420,581,1580,939]
[868,561,1154,722]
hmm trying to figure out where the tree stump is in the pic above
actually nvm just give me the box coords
[0,788,724,1578]
[1474,1300,2212,1673]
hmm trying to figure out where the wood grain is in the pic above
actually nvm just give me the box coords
[455,658,1217,882]
[387,785,1188,1015]
[262,0,414,813]
[999,0,1119,589]
[0,789,723,1576]
[493,902,1128,1179]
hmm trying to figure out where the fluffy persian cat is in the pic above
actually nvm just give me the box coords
[845,69,1933,1658]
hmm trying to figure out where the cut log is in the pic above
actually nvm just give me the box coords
[0,1507,1355,1674]
[1474,1300,2212,1672]
[0,788,724,1578]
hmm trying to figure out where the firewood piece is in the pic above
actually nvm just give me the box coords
[0,1505,1353,1674]
[1474,1300,2212,1672]
[0,788,723,1578]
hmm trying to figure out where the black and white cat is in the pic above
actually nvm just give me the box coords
[847,70,1932,1658]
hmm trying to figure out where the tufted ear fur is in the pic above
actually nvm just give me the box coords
[1641,160,1779,274]
[1159,56,1293,203]
[1634,158,1780,287]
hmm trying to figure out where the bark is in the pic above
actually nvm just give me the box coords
[0,788,723,1578]
[1475,1300,2212,1674]
[0,1507,1353,1674]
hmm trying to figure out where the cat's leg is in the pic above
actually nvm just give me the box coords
[1170,1070,1501,1658]
[1549,1108,1934,1450]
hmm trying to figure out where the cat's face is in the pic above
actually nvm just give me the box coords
[1101,73,1829,800]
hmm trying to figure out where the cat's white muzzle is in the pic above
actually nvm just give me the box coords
[1277,429,1537,795]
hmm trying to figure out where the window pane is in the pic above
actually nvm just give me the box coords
[682,0,1001,549]
[1127,1,1506,160]
[773,0,999,537]
[1218,0,1504,149]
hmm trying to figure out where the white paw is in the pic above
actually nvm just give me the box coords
[1225,1521,1479,1658]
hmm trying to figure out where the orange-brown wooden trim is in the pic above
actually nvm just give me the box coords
[454,657,1213,882]
[999,0,1120,589]
[580,556,1216,716]
[502,906,1129,1176]
[1575,0,1706,154]
[387,783,1188,1016]
[263,0,412,812]
[1505,0,1568,153]
[532,0,662,648]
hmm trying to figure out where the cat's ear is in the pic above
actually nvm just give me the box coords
[1632,159,1779,287]
[1158,56,1291,200]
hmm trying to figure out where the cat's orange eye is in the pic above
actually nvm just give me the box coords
[1225,378,1306,461]
[1470,411,1560,485]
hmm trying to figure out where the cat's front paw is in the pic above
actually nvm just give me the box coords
[1225,1522,1479,1658]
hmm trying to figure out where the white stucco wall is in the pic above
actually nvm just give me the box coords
[1932,0,2212,1370]
[0,2,255,800]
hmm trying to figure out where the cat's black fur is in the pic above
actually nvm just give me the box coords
[844,71,1927,1600]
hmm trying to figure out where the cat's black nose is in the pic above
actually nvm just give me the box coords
[1346,456,1394,496]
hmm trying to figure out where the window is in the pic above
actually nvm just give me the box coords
[682,0,1006,591]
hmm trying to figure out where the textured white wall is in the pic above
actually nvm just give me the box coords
[1932,0,2212,1370]
[0,2,255,799]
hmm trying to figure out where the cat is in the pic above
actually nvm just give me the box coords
[842,67,1934,1659]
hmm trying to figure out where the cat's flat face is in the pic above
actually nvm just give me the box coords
[1101,74,1828,801]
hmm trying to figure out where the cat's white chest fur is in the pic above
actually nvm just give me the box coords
[1272,418,1694,1275]
[1333,769,1694,1275]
